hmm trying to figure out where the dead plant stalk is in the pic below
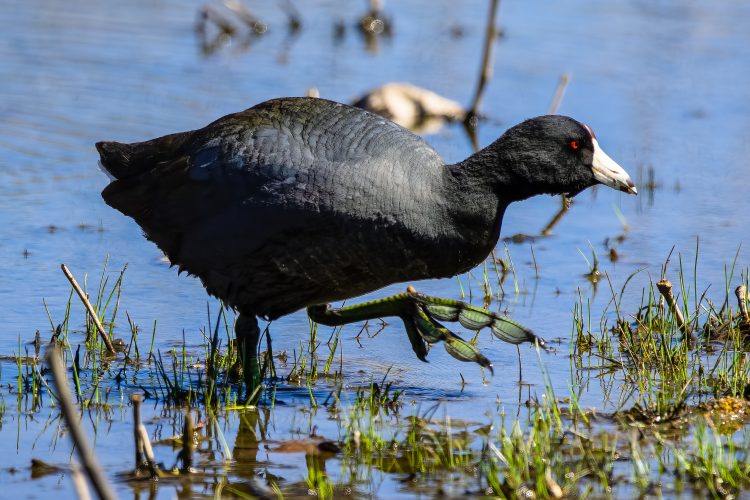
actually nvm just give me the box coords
[61,264,117,354]
[736,285,750,325]
[656,279,686,333]
[46,345,116,500]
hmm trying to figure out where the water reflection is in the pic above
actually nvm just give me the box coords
[196,1,268,56]
[356,0,393,54]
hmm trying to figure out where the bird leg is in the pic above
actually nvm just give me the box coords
[307,286,546,374]
[235,313,262,402]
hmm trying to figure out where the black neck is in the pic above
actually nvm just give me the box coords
[438,136,568,271]
[438,144,512,272]
[451,136,566,203]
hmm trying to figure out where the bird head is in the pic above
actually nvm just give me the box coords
[498,115,637,198]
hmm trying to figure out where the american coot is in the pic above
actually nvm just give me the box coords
[97,97,636,396]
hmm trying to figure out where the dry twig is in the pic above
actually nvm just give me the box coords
[547,72,571,115]
[656,279,686,333]
[467,0,500,118]
[132,394,160,479]
[735,285,750,331]
[60,264,116,354]
[181,411,194,472]
[46,345,116,500]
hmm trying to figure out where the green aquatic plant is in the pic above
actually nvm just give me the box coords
[6,249,750,499]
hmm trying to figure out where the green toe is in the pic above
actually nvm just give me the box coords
[403,317,429,362]
[409,290,543,346]
[444,334,493,374]
[412,305,448,344]
[307,287,544,373]
[411,303,493,372]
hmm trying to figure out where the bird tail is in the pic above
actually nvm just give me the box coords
[96,141,136,180]
[95,131,192,180]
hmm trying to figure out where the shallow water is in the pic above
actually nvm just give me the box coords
[1,0,750,497]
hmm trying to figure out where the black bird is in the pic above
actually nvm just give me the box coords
[97,97,636,396]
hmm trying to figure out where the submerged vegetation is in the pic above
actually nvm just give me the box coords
[2,244,750,498]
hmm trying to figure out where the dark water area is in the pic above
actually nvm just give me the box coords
[2,0,750,497]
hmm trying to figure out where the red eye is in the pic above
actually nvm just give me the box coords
[569,140,579,150]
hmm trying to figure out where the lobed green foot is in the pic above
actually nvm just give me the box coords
[407,288,545,347]
[307,286,546,374]
[409,299,493,373]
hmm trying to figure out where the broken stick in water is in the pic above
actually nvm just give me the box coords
[466,0,500,119]
[138,425,160,479]
[132,394,160,479]
[181,410,194,472]
[132,394,144,472]
[547,72,571,115]
[46,345,116,500]
[544,72,573,231]
[60,264,116,354]
[656,279,686,333]
[735,285,750,331]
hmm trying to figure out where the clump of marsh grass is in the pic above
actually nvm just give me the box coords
[572,244,750,427]
[670,420,750,497]
[14,250,750,499]
[483,402,620,498]
[341,403,475,490]
[336,351,627,498]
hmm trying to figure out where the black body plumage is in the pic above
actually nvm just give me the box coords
[98,97,603,319]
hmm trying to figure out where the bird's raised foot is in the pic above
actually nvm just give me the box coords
[405,301,494,374]
[307,286,546,374]
[405,286,547,349]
